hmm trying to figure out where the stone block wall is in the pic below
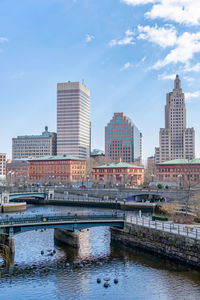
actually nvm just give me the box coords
[111,223,200,268]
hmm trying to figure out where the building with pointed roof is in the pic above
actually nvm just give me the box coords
[155,75,195,163]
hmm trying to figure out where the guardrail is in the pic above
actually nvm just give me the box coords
[126,216,200,240]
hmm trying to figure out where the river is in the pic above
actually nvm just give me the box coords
[0,205,200,300]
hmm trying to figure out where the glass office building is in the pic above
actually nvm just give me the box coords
[105,113,142,163]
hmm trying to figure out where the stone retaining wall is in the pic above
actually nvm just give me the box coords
[111,222,200,268]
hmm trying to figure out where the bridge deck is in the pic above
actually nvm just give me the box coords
[0,214,125,234]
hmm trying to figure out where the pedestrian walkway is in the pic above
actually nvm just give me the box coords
[126,216,200,240]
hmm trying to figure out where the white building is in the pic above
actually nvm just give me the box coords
[57,81,90,160]
[12,126,57,159]
[155,75,195,163]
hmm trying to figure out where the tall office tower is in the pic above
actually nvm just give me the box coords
[0,153,6,178]
[12,127,57,159]
[155,75,195,163]
[57,81,90,160]
[105,113,142,164]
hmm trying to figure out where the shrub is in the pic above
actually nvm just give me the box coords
[157,184,163,189]
[165,185,169,189]
[194,217,200,223]
[152,215,168,221]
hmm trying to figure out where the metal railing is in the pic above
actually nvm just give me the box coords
[126,216,200,240]
[0,213,125,227]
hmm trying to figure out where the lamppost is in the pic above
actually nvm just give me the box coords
[119,174,123,187]
[10,171,15,186]
[86,175,89,188]
[151,173,154,186]
[177,174,182,188]
[130,174,133,188]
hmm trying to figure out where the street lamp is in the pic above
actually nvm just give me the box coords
[130,174,133,188]
[86,175,89,188]
[151,174,154,186]
[119,174,123,186]
[177,174,182,188]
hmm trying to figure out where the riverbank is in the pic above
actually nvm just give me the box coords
[0,202,26,213]
[111,220,200,269]
[11,198,159,213]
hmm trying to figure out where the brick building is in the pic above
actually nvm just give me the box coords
[6,160,29,184]
[93,161,144,186]
[28,155,86,183]
[157,159,200,185]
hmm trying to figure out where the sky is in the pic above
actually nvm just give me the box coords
[1,0,200,161]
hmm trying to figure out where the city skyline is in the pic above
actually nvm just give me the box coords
[1,0,200,160]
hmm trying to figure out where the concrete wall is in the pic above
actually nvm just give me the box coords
[111,223,200,268]
[54,229,79,248]
[1,202,26,213]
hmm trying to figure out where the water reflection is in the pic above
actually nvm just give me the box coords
[0,205,199,300]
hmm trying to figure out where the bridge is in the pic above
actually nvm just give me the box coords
[0,213,124,236]
[9,192,47,201]
[57,187,191,202]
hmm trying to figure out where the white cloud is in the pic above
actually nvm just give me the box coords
[153,31,200,69]
[122,0,200,26]
[185,90,200,102]
[158,73,176,80]
[85,34,95,43]
[141,56,146,62]
[183,76,194,83]
[120,62,132,70]
[184,63,200,73]
[109,30,134,46]
[137,24,177,48]
[0,37,8,43]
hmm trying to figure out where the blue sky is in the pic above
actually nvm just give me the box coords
[1,0,200,161]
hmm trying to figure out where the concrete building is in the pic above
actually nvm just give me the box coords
[155,75,195,163]
[0,153,6,180]
[157,158,200,185]
[57,81,90,160]
[28,155,86,183]
[105,113,142,164]
[6,160,28,184]
[93,161,144,186]
[12,127,57,159]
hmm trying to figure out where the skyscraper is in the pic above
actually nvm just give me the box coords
[155,75,195,163]
[57,81,90,160]
[105,113,142,164]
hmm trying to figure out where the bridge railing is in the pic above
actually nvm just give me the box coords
[0,213,125,226]
[126,216,200,240]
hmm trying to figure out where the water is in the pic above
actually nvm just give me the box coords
[0,205,200,300]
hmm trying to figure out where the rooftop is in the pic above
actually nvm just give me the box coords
[29,155,84,162]
[159,158,200,165]
[93,162,143,169]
